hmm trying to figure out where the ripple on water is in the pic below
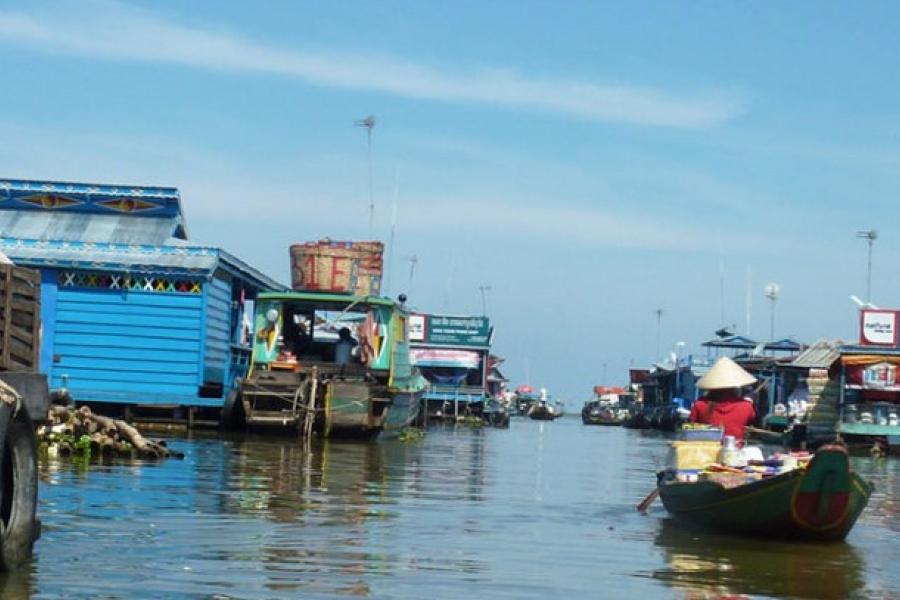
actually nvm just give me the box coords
[7,419,897,599]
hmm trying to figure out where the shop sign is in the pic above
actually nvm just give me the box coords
[410,314,492,347]
[863,361,898,389]
[408,314,426,342]
[859,309,900,346]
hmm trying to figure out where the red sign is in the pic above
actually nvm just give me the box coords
[859,309,900,346]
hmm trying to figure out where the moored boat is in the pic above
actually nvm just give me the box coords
[228,290,425,439]
[582,386,633,425]
[656,443,872,541]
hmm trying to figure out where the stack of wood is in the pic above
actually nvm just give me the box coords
[37,405,184,459]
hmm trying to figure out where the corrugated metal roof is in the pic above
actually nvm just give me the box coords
[0,211,180,245]
[791,339,844,369]
[1,238,218,274]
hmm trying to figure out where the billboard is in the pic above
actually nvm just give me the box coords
[410,313,492,348]
[859,309,900,347]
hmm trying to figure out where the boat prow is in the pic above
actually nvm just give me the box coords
[657,443,873,541]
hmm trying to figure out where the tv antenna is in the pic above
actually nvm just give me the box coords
[354,115,376,235]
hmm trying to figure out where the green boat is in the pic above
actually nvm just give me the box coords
[657,444,873,541]
[224,291,425,439]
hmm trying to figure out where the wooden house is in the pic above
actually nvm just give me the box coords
[0,178,286,420]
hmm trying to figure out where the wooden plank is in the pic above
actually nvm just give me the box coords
[7,323,34,345]
[1,266,12,370]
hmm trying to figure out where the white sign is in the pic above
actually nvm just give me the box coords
[860,310,899,346]
[408,314,426,342]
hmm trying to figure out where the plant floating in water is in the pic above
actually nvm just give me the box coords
[398,428,425,443]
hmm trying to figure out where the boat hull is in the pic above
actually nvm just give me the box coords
[658,444,872,541]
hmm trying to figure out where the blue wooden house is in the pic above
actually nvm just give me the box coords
[0,178,286,418]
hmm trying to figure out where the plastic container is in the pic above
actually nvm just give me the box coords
[668,441,721,470]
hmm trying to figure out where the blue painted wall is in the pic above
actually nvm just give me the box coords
[203,276,232,385]
[50,282,206,405]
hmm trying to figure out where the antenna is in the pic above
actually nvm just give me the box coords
[479,284,492,316]
[354,115,376,235]
[384,165,399,296]
[406,255,418,300]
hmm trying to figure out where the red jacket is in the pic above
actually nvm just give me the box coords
[689,395,756,440]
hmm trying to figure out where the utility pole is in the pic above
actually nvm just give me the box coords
[856,229,878,304]
[764,283,780,341]
[655,308,663,359]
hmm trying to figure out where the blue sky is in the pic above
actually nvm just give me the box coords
[2,1,900,400]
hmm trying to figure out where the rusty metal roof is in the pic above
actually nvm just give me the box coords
[790,339,844,369]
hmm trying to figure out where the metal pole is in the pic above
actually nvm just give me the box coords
[655,308,663,359]
[866,237,873,304]
[366,128,374,235]
[769,298,775,340]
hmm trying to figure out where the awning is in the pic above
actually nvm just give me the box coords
[410,348,481,369]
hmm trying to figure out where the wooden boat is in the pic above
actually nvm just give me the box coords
[581,400,625,425]
[226,291,424,439]
[582,386,633,425]
[528,401,559,421]
[657,444,872,541]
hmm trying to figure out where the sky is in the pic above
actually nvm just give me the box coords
[2,1,900,401]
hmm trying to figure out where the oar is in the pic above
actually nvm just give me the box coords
[636,487,659,512]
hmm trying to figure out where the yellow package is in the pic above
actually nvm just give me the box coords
[668,440,721,470]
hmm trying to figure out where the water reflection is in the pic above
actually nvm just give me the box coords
[651,518,866,599]
[4,423,898,599]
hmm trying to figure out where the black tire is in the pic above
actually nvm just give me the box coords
[0,406,38,571]
[220,389,245,431]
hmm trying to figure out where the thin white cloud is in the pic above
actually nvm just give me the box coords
[0,1,745,129]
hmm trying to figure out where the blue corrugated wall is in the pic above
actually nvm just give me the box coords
[51,284,206,405]
[203,277,232,385]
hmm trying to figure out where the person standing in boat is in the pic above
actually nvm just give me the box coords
[689,356,757,442]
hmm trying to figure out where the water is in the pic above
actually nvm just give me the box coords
[1,418,898,599]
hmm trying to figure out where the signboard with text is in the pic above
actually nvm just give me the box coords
[410,313,492,348]
[859,309,900,347]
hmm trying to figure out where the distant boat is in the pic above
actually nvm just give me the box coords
[528,400,559,421]
[582,386,633,425]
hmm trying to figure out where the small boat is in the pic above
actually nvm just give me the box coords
[528,400,559,421]
[656,443,872,541]
[582,386,633,425]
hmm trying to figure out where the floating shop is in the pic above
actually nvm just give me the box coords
[0,178,285,422]
[409,313,494,420]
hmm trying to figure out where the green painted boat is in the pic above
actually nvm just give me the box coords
[226,291,425,439]
[657,444,873,541]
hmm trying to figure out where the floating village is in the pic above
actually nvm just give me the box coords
[0,177,894,594]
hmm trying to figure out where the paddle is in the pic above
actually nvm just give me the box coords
[636,487,659,512]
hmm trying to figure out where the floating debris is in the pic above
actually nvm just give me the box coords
[38,405,184,460]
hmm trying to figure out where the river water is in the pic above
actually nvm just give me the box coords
[1,417,897,599]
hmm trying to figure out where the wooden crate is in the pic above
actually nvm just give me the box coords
[0,264,41,371]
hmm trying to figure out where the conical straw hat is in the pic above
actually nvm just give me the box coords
[696,356,757,390]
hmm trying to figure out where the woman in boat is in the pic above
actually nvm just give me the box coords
[689,356,757,441]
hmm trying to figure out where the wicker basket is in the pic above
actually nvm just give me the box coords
[289,239,383,295]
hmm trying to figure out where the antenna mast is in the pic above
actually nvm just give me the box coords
[354,115,376,235]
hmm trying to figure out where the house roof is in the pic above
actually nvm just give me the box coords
[0,238,286,291]
[0,178,286,291]
[0,178,186,242]
[791,339,844,369]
